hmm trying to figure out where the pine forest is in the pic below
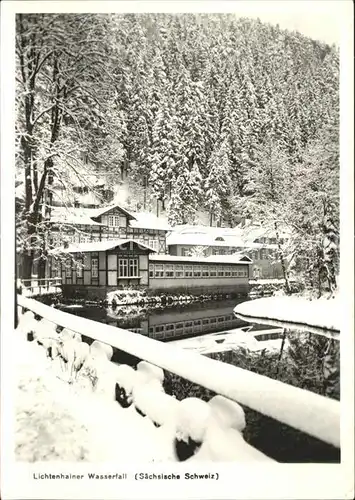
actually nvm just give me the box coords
[16,13,339,295]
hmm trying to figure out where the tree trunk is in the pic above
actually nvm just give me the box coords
[143,176,147,210]
[38,255,46,279]
[274,222,291,294]
[22,251,34,280]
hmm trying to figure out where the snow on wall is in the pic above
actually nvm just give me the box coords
[15,305,274,462]
[234,296,340,333]
[17,296,340,448]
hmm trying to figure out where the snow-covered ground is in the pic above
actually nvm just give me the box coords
[169,327,287,355]
[234,296,340,334]
[14,335,169,462]
[249,278,295,285]
[14,327,274,462]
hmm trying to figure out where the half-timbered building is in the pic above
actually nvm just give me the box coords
[49,204,170,254]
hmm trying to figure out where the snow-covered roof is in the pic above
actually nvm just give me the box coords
[150,254,252,264]
[49,165,112,189]
[172,224,242,237]
[167,233,245,247]
[234,296,340,336]
[242,224,291,242]
[49,204,137,226]
[50,239,156,255]
[166,233,278,250]
[168,224,290,246]
[84,204,136,220]
[74,191,103,206]
[50,207,104,226]
[129,212,171,231]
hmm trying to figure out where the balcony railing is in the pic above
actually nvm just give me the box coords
[19,277,62,296]
[16,295,340,461]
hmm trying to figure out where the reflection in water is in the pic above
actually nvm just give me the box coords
[60,299,253,341]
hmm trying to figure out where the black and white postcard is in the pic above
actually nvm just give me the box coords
[1,1,354,499]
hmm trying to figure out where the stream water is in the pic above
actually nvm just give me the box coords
[59,298,252,340]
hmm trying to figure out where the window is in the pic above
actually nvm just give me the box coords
[175,265,184,278]
[65,259,72,278]
[202,266,209,277]
[92,258,98,278]
[108,215,120,227]
[149,264,154,278]
[217,267,225,277]
[154,264,164,278]
[129,258,138,277]
[232,268,238,277]
[184,265,193,278]
[119,259,128,277]
[210,267,217,277]
[181,248,190,257]
[149,239,159,251]
[193,266,201,278]
[224,266,231,277]
[165,264,174,278]
[261,249,268,260]
[77,258,83,278]
[175,323,184,330]
[202,319,210,325]
[52,259,60,277]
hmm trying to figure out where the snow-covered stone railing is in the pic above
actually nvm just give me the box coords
[17,295,340,456]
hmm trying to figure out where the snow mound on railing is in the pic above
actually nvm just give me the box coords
[13,335,166,462]
[234,296,340,332]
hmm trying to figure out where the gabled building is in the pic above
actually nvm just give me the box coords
[166,224,290,279]
[49,204,170,254]
[49,238,155,299]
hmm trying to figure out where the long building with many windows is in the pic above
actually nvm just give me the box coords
[49,241,252,299]
[149,254,251,295]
